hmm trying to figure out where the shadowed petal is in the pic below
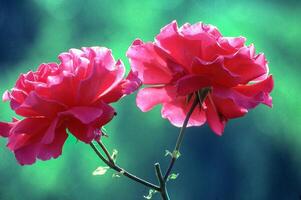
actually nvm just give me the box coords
[161,97,206,127]
[136,86,176,112]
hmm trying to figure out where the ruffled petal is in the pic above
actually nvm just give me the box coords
[15,91,67,118]
[212,96,248,119]
[192,57,241,87]
[155,20,227,67]
[14,143,39,165]
[176,74,210,96]
[60,106,103,124]
[204,95,226,135]
[136,86,176,112]
[64,104,114,143]
[7,118,50,151]
[127,39,174,84]
[77,59,125,105]
[223,46,268,84]
[233,75,274,107]
[101,70,141,104]
[161,96,206,127]
[37,125,68,161]
[0,121,15,137]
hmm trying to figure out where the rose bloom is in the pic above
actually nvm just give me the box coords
[0,47,140,165]
[127,21,274,135]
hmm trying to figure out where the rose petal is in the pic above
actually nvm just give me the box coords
[205,95,226,135]
[136,86,176,112]
[176,74,210,96]
[127,39,173,84]
[161,96,206,127]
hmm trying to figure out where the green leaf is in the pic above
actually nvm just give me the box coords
[92,166,110,176]
[165,150,181,159]
[167,173,179,181]
[111,149,118,162]
[172,150,181,159]
[143,189,157,199]
[165,150,172,157]
[112,170,124,178]
[101,127,108,137]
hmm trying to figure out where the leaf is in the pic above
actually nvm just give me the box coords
[165,150,181,159]
[111,149,118,162]
[143,189,157,199]
[165,150,172,157]
[112,170,124,178]
[167,173,179,181]
[172,150,181,159]
[101,127,108,137]
[112,173,121,178]
[92,166,110,176]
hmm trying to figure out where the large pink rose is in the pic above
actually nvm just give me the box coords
[0,47,140,165]
[127,21,274,135]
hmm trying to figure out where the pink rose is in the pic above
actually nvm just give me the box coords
[0,47,140,165]
[127,21,274,135]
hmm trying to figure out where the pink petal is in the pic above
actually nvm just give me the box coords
[15,91,67,118]
[36,75,78,106]
[100,70,141,104]
[7,118,50,150]
[59,106,103,124]
[192,57,241,87]
[0,120,16,137]
[205,95,226,135]
[218,37,246,51]
[176,74,210,96]
[223,46,268,84]
[127,39,173,84]
[14,143,39,165]
[41,117,60,144]
[234,75,274,107]
[212,96,248,119]
[155,20,224,67]
[66,120,96,143]
[77,59,125,105]
[37,125,68,161]
[136,86,176,112]
[65,104,115,143]
[161,96,206,127]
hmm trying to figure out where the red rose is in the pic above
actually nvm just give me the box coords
[0,47,140,165]
[127,21,274,135]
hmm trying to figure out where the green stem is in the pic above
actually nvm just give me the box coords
[164,89,209,181]
[90,142,160,191]
[155,163,170,200]
[96,140,115,163]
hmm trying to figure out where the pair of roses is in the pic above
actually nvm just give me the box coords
[0,20,274,200]
[0,20,273,166]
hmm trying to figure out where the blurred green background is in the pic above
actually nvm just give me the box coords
[0,0,300,199]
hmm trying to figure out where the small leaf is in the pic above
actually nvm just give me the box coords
[172,150,181,159]
[165,150,172,157]
[143,189,157,199]
[112,170,124,178]
[165,150,181,159]
[111,149,118,162]
[112,173,121,178]
[167,173,179,181]
[92,166,110,176]
[101,127,108,137]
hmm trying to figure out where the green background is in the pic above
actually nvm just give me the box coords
[0,0,300,199]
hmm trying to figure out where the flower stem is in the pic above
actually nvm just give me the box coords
[90,142,160,191]
[155,163,170,200]
[96,140,115,163]
[164,89,209,181]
